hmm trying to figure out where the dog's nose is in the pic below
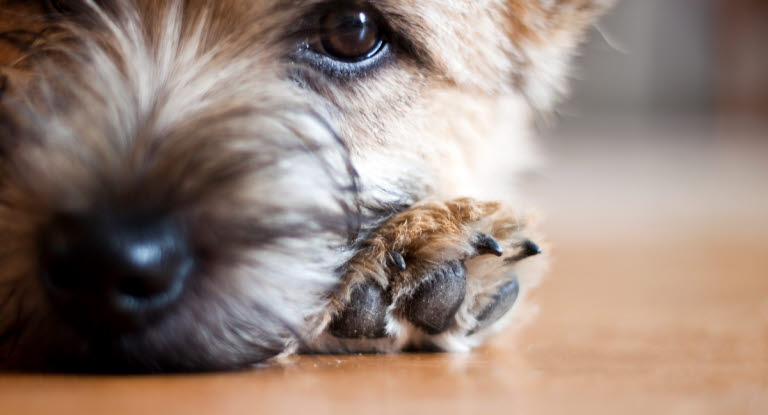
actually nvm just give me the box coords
[37,212,194,332]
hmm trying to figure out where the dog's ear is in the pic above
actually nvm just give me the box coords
[507,0,614,43]
[505,0,615,111]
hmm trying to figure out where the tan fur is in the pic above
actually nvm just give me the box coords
[0,0,610,371]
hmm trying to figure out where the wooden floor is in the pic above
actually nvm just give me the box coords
[1,118,767,414]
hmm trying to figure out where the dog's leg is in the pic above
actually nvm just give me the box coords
[307,198,547,353]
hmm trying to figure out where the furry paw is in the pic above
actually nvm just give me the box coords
[307,198,547,353]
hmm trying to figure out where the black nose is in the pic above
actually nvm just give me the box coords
[38,212,194,332]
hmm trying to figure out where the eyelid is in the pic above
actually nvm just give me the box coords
[302,3,391,42]
[294,41,393,80]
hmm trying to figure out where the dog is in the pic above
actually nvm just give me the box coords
[0,0,610,372]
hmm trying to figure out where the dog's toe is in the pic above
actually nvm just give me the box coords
[402,260,466,335]
[469,277,519,335]
[329,283,389,339]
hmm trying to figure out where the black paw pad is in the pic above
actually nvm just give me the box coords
[329,283,389,339]
[403,260,466,335]
[469,277,519,335]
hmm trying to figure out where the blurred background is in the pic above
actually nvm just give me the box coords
[565,0,767,121]
[510,2,768,410]
[524,0,768,234]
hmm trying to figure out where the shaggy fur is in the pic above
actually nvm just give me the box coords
[0,0,610,372]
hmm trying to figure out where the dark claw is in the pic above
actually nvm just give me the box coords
[472,233,503,257]
[506,240,542,263]
[520,240,542,258]
[387,250,406,271]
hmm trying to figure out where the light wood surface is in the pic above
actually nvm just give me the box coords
[1,119,767,414]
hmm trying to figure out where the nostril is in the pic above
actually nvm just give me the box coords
[38,215,90,292]
[117,277,161,300]
[37,211,195,331]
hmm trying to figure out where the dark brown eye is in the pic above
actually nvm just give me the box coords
[320,9,384,62]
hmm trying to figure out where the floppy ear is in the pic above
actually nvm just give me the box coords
[504,0,615,111]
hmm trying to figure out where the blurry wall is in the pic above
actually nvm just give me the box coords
[562,0,767,120]
[717,0,768,117]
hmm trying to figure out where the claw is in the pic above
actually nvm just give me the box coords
[387,250,407,271]
[505,239,542,263]
[521,240,542,257]
[472,233,503,257]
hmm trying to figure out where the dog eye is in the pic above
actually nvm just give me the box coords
[318,9,385,62]
[293,5,394,79]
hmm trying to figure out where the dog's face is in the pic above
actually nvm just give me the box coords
[0,0,608,372]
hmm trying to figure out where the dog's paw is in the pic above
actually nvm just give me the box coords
[307,198,547,353]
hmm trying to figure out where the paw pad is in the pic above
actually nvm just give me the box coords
[402,260,466,335]
[328,283,389,339]
[469,277,519,335]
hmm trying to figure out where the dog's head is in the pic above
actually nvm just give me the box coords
[0,0,610,372]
